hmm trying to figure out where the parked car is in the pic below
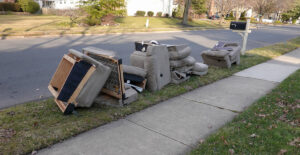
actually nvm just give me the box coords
[209,15,220,20]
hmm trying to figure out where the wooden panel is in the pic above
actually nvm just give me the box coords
[55,99,66,112]
[48,85,58,98]
[49,55,75,92]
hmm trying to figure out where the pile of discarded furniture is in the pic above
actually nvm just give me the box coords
[48,40,240,114]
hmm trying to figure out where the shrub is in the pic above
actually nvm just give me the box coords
[0,2,21,12]
[147,11,154,17]
[27,1,40,13]
[191,0,207,15]
[274,20,282,24]
[239,11,246,20]
[156,12,162,17]
[85,16,101,26]
[172,5,183,18]
[225,12,235,20]
[18,0,40,13]
[165,13,169,18]
[136,10,145,16]
[79,0,125,26]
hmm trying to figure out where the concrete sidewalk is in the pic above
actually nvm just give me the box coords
[39,49,300,155]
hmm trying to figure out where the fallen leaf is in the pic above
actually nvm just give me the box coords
[277,149,287,155]
[250,133,257,138]
[33,122,39,128]
[221,136,229,145]
[258,114,266,118]
[199,139,204,144]
[229,149,234,155]
[6,111,15,116]
[31,150,37,155]
[289,137,300,147]
[0,128,16,138]
[279,114,287,121]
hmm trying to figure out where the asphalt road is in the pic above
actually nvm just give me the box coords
[0,25,299,109]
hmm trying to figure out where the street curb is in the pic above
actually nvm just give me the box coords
[1,28,228,40]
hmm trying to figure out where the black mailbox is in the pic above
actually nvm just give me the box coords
[230,21,247,30]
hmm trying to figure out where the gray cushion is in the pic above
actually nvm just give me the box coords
[145,45,171,91]
[130,51,146,69]
[123,65,147,78]
[172,65,194,73]
[192,62,208,72]
[170,56,196,68]
[202,50,230,57]
[167,45,192,60]
[82,46,116,57]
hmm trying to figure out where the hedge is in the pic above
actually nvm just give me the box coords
[136,10,145,16]
[0,2,22,12]
[147,11,154,17]
[156,12,162,17]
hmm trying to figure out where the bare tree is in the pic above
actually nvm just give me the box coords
[274,0,296,20]
[233,0,251,20]
[183,0,192,25]
[214,0,236,22]
[250,0,277,22]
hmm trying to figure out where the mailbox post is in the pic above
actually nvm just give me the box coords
[241,19,250,55]
[230,9,252,55]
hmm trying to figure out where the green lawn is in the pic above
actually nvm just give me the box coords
[191,69,300,154]
[0,37,299,154]
[0,15,227,38]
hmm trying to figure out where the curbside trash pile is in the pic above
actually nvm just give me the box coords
[48,40,241,114]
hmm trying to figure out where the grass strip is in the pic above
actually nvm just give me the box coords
[0,37,300,154]
[0,16,227,38]
[190,69,300,155]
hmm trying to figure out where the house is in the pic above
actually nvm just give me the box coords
[126,0,175,16]
[36,0,80,9]
[36,0,175,16]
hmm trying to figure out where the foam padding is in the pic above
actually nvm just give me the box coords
[57,60,91,102]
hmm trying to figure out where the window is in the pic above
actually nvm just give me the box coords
[60,1,62,4]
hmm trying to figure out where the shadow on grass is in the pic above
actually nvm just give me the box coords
[1,28,13,40]
[25,21,58,32]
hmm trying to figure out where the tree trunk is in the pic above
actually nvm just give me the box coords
[183,0,191,25]
[235,10,239,21]
[259,15,263,23]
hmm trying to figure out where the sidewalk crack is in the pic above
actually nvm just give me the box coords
[125,118,192,148]
[180,96,241,114]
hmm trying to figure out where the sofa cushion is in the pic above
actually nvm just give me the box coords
[192,62,208,72]
[170,56,196,68]
[123,65,147,78]
[202,50,230,57]
[167,45,192,60]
